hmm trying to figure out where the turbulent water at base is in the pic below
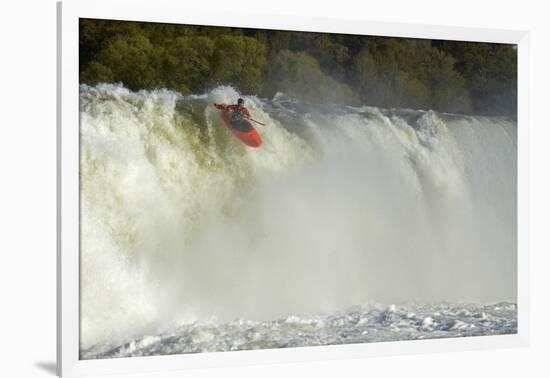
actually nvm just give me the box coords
[81,303,517,359]
[79,84,517,358]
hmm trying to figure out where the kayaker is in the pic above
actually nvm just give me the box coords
[214,98,251,123]
[213,98,266,146]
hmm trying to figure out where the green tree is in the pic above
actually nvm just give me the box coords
[93,33,165,90]
[434,41,517,115]
[351,39,471,112]
[163,36,215,94]
[79,19,142,70]
[352,46,431,109]
[265,50,360,105]
[418,48,472,113]
[80,61,114,85]
[78,19,516,115]
[211,35,267,93]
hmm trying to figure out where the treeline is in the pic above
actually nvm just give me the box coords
[80,19,517,116]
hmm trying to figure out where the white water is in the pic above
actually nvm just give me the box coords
[82,302,517,359]
[79,84,517,351]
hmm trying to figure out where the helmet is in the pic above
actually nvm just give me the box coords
[237,98,244,105]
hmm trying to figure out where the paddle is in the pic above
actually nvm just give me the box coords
[247,117,266,126]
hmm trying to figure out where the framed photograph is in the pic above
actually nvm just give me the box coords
[57,0,529,376]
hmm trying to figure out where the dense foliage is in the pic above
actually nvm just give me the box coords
[80,19,517,115]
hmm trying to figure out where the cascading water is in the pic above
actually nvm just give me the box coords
[79,83,517,358]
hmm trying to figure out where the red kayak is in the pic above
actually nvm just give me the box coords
[219,110,262,148]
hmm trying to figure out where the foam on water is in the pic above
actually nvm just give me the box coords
[81,303,517,359]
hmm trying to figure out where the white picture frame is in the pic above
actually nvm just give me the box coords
[57,0,530,376]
